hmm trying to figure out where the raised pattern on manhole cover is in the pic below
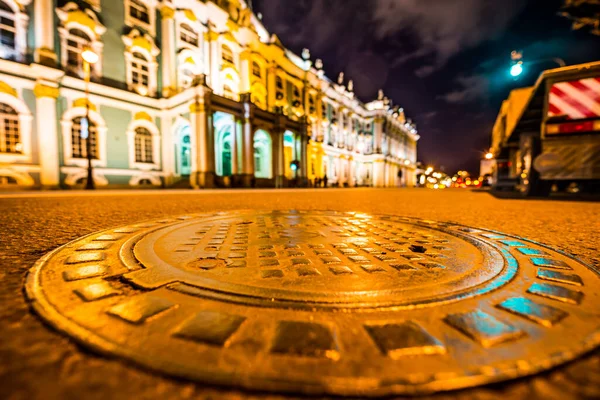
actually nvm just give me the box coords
[26,211,600,396]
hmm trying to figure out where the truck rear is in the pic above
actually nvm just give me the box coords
[493,62,600,196]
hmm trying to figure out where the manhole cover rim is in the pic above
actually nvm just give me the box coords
[25,211,600,397]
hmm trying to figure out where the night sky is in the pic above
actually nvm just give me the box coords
[253,0,600,174]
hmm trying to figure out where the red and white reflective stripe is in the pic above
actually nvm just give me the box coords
[548,77,600,119]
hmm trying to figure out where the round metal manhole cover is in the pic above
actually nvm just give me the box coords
[26,211,600,396]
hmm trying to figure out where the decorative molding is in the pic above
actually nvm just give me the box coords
[134,111,153,121]
[0,81,17,97]
[122,28,160,57]
[72,98,97,111]
[160,4,175,19]
[33,83,60,99]
[0,167,34,186]
[189,102,205,113]
[55,2,106,38]
[183,9,197,22]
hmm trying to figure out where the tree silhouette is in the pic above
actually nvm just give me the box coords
[560,0,600,35]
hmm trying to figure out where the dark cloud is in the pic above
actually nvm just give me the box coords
[372,0,527,76]
[438,75,490,104]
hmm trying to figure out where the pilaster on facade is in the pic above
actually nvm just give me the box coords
[160,3,177,97]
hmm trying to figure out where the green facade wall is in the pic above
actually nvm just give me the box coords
[101,1,127,85]
[101,105,131,169]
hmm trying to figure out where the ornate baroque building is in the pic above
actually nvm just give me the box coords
[0,0,419,189]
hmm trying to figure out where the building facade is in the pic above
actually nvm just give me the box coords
[0,0,419,189]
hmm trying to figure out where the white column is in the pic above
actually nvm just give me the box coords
[300,135,308,178]
[33,83,60,187]
[240,50,251,93]
[232,117,240,175]
[209,34,220,91]
[189,101,207,188]
[242,119,253,176]
[267,65,276,111]
[160,5,177,96]
[374,116,383,153]
[160,115,174,185]
[275,130,285,187]
[34,0,56,63]
[349,158,355,187]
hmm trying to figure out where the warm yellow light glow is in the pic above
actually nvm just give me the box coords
[82,48,99,64]
[404,159,410,166]
[485,152,494,160]
[135,85,149,96]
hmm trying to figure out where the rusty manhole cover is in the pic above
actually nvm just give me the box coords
[26,211,600,396]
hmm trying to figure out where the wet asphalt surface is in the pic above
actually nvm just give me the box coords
[1,188,599,400]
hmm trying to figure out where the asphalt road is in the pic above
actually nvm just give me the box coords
[1,188,599,400]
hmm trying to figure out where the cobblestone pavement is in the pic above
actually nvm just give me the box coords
[1,188,599,400]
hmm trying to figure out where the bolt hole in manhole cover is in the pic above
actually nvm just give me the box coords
[26,211,600,396]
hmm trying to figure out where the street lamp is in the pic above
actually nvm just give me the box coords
[509,50,566,79]
[485,152,494,160]
[82,47,98,190]
[510,62,524,77]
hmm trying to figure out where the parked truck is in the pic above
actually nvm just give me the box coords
[491,61,600,196]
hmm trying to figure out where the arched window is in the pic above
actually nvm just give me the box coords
[0,103,20,154]
[71,117,97,159]
[222,44,234,64]
[66,28,91,74]
[253,130,272,179]
[180,23,198,47]
[129,0,149,25]
[276,76,283,90]
[130,51,149,91]
[134,127,153,163]
[0,1,16,53]
[252,61,261,78]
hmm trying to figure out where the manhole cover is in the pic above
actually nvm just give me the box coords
[26,211,600,396]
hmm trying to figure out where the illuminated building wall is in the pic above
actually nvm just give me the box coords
[0,0,418,189]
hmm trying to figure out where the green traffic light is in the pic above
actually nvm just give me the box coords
[510,63,523,77]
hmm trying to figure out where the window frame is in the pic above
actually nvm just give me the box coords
[60,104,107,168]
[70,116,99,160]
[124,0,156,36]
[122,28,160,96]
[251,61,261,79]
[126,116,160,171]
[134,127,154,163]
[221,44,234,65]
[0,102,20,154]
[0,90,33,164]
[0,0,28,62]
[179,22,198,48]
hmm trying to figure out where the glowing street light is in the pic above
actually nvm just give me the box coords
[485,152,494,160]
[82,48,99,65]
[510,62,524,77]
